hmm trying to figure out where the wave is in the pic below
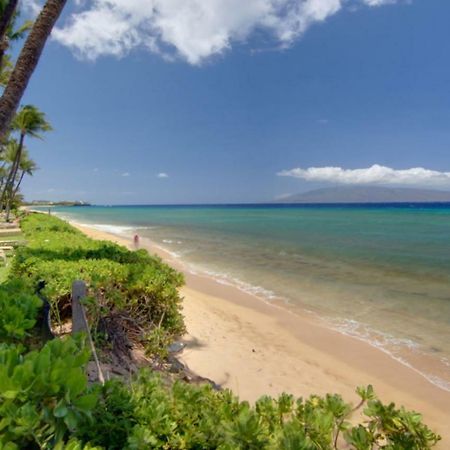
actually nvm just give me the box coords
[189,264,450,392]
[329,318,450,392]
[77,222,154,236]
[52,214,450,393]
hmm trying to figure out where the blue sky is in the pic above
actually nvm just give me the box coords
[18,0,450,204]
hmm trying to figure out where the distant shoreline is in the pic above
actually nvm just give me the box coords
[63,216,450,446]
[27,201,450,208]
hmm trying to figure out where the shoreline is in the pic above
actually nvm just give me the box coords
[70,220,450,444]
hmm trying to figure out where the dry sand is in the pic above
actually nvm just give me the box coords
[73,222,450,444]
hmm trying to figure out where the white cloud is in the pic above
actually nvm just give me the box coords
[157,172,169,178]
[362,0,396,5]
[53,0,402,64]
[278,164,450,187]
[274,192,293,200]
[121,172,130,177]
[21,0,42,16]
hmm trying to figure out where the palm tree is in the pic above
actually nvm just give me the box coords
[0,1,19,49]
[2,104,51,220]
[0,8,33,70]
[0,139,36,198]
[0,0,67,140]
[12,148,37,199]
[0,53,12,87]
[0,136,15,190]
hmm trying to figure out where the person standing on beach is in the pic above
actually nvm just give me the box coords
[133,234,139,249]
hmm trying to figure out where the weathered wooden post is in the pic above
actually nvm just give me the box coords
[71,280,105,384]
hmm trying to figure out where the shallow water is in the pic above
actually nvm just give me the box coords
[45,203,450,390]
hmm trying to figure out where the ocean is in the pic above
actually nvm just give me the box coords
[43,203,450,391]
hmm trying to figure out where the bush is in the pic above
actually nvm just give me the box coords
[75,370,440,449]
[0,280,42,343]
[12,214,185,355]
[0,337,97,449]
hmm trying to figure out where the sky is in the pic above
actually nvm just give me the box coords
[15,0,450,204]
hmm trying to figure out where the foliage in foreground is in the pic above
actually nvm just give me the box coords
[12,213,185,355]
[0,335,441,449]
[81,372,441,450]
[0,337,97,449]
[0,279,41,343]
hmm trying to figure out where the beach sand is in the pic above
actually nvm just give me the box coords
[73,222,450,445]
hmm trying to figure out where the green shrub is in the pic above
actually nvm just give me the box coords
[75,380,137,450]
[0,336,97,449]
[75,370,440,450]
[13,214,185,354]
[0,280,42,343]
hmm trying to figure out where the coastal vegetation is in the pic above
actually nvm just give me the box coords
[0,0,67,139]
[13,213,185,355]
[0,104,51,220]
[0,1,53,219]
[0,213,441,449]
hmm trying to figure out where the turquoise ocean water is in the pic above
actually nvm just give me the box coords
[45,204,450,390]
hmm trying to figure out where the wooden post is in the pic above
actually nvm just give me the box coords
[71,280,105,384]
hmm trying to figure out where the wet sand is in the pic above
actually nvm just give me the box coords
[72,221,450,445]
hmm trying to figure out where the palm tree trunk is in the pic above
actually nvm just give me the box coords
[0,0,67,140]
[1,131,22,212]
[0,0,18,38]
[12,168,24,198]
[0,0,19,69]
[4,159,20,221]
[4,182,13,221]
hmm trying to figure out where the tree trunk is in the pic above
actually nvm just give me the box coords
[0,0,18,68]
[0,0,67,140]
[0,0,19,69]
[1,131,22,214]
[0,0,19,39]
[12,168,24,198]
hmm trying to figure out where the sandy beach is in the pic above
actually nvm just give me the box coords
[72,221,450,445]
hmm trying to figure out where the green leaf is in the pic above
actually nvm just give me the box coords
[65,370,87,398]
[54,401,68,418]
[64,409,79,430]
[73,393,98,412]
[2,390,19,399]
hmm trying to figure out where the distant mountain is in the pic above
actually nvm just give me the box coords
[277,186,450,203]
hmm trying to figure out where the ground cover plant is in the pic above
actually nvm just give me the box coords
[0,213,441,449]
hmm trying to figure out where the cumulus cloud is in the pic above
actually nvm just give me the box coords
[157,172,169,178]
[278,164,450,187]
[52,0,402,64]
[121,172,130,177]
[21,0,42,16]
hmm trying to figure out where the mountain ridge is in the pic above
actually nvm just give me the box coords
[277,186,450,203]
